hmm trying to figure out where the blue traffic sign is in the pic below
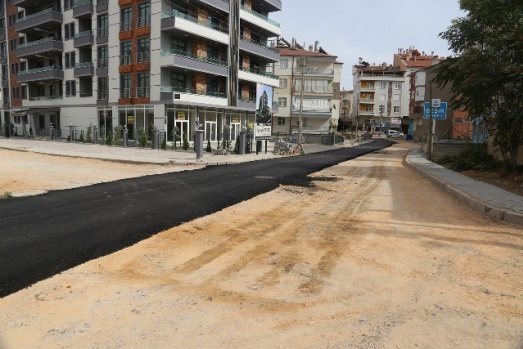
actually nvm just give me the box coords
[424,102,447,119]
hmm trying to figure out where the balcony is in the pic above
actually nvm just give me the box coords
[96,26,108,44]
[96,59,108,76]
[239,38,279,62]
[74,30,94,47]
[199,0,229,12]
[160,86,227,106]
[74,62,94,77]
[359,98,375,104]
[238,66,278,87]
[136,87,150,98]
[17,66,64,83]
[0,53,7,65]
[0,28,5,42]
[240,5,281,36]
[263,0,282,11]
[96,0,108,13]
[160,49,228,76]
[29,95,63,101]
[14,8,63,33]
[161,10,229,45]
[73,0,94,18]
[16,38,63,58]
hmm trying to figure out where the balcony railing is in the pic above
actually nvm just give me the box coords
[160,49,227,66]
[74,30,94,38]
[97,0,108,4]
[240,5,280,27]
[17,37,62,50]
[97,90,108,99]
[16,8,61,23]
[75,62,94,68]
[73,0,93,7]
[18,65,63,75]
[239,66,278,79]
[97,58,108,68]
[120,88,131,98]
[137,16,150,28]
[97,26,108,37]
[161,8,228,33]
[120,20,132,31]
[160,86,226,99]
[136,87,150,98]
[136,51,150,63]
[29,95,63,101]
[120,56,132,65]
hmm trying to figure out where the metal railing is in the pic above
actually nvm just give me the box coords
[160,86,226,99]
[18,65,62,75]
[75,61,94,68]
[136,87,149,98]
[97,26,108,37]
[29,95,63,101]
[119,56,132,65]
[160,48,227,66]
[16,8,61,23]
[74,30,94,38]
[120,20,132,32]
[239,66,278,79]
[136,51,150,63]
[97,58,108,68]
[96,0,108,5]
[161,8,228,33]
[120,88,131,98]
[80,92,93,97]
[97,91,108,99]
[136,16,150,28]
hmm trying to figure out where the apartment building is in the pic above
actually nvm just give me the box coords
[352,48,443,133]
[1,0,281,143]
[272,38,342,136]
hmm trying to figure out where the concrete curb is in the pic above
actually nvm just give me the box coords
[404,152,523,227]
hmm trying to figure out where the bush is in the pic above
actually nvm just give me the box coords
[79,130,85,143]
[113,125,122,146]
[182,133,189,151]
[140,129,148,148]
[86,125,92,143]
[206,140,212,152]
[106,130,113,146]
[1,192,12,199]
[436,146,502,172]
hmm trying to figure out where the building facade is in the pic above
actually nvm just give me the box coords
[272,38,342,136]
[1,0,281,144]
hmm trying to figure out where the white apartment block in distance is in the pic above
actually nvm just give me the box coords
[272,38,342,137]
[352,47,443,134]
[1,0,281,144]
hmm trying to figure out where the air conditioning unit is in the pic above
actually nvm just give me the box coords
[173,93,181,100]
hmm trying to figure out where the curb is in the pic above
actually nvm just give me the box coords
[404,152,523,227]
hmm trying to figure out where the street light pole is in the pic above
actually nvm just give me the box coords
[379,104,384,136]
[297,57,307,154]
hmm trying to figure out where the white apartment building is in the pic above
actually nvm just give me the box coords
[1,0,281,144]
[272,38,342,136]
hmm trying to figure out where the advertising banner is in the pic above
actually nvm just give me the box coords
[256,83,273,124]
[254,124,271,141]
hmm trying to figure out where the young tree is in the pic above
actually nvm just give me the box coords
[434,0,523,172]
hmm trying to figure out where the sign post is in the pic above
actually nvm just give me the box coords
[424,100,447,160]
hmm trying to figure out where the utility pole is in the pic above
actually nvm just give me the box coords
[297,57,307,154]
[427,82,433,161]
[379,105,385,136]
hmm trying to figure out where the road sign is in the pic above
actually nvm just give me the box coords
[431,99,441,108]
[424,102,447,119]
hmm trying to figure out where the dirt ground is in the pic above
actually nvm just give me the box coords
[0,143,522,349]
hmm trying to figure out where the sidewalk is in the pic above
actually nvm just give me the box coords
[0,137,345,166]
[405,147,523,227]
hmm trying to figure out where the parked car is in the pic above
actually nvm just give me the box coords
[387,130,404,138]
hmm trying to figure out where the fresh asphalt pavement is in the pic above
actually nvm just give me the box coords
[0,139,394,297]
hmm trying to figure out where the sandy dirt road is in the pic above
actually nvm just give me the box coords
[0,142,522,349]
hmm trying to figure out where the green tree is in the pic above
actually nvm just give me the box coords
[434,0,523,172]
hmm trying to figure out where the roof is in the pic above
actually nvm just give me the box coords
[278,47,338,59]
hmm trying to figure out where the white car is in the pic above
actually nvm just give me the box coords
[387,130,404,138]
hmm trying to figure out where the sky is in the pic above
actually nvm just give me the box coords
[271,0,466,90]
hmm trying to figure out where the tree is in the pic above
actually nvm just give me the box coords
[434,0,523,172]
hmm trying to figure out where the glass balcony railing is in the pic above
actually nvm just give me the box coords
[18,65,63,75]
[73,0,93,7]
[16,8,61,23]
[161,49,227,66]
[74,30,94,38]
[75,62,94,68]
[160,86,226,99]
[161,8,227,33]
[240,5,280,27]
[240,66,278,79]
[17,37,62,50]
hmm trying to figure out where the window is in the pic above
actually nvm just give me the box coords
[21,85,27,99]
[393,94,400,101]
[137,73,150,97]
[454,117,463,123]
[137,37,150,63]
[365,106,373,112]
[137,2,151,27]
[98,76,108,99]
[206,78,219,96]
[66,80,76,97]
[279,78,287,88]
[120,41,132,65]
[120,7,132,31]
[379,94,386,101]
[65,52,76,68]
[97,14,108,37]
[380,82,387,89]
[171,73,185,91]
[64,22,75,40]
[9,39,16,50]
[279,59,288,69]
[278,97,287,107]
[393,106,400,113]
[120,74,131,98]
[171,38,186,52]
[277,117,285,125]
[394,82,401,90]
[97,46,108,68]
[206,46,218,61]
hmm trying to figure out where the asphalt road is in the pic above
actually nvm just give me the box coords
[0,139,393,297]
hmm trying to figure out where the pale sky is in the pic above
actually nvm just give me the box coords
[271,0,466,90]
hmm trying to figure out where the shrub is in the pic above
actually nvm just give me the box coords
[113,125,122,146]
[86,125,92,143]
[106,130,113,146]
[182,133,189,151]
[161,137,167,150]
[79,130,85,143]
[1,192,12,199]
[140,129,147,148]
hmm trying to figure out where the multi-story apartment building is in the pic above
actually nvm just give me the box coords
[352,48,443,133]
[1,0,281,144]
[272,38,342,136]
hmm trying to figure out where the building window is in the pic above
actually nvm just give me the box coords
[98,77,108,99]
[393,94,400,101]
[137,2,151,27]
[65,52,76,68]
[66,80,76,97]
[379,94,386,101]
[278,97,287,107]
[120,74,131,98]
[279,59,288,69]
[365,106,373,112]
[277,117,285,125]
[380,82,387,89]
[21,85,27,100]
[394,82,401,90]
[137,73,150,97]
[120,7,132,31]
[171,73,185,91]
[393,106,400,113]
[120,41,132,65]
[279,78,287,88]
[64,22,75,40]
[97,46,108,68]
[97,14,108,37]
[137,37,150,63]
[171,38,186,52]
